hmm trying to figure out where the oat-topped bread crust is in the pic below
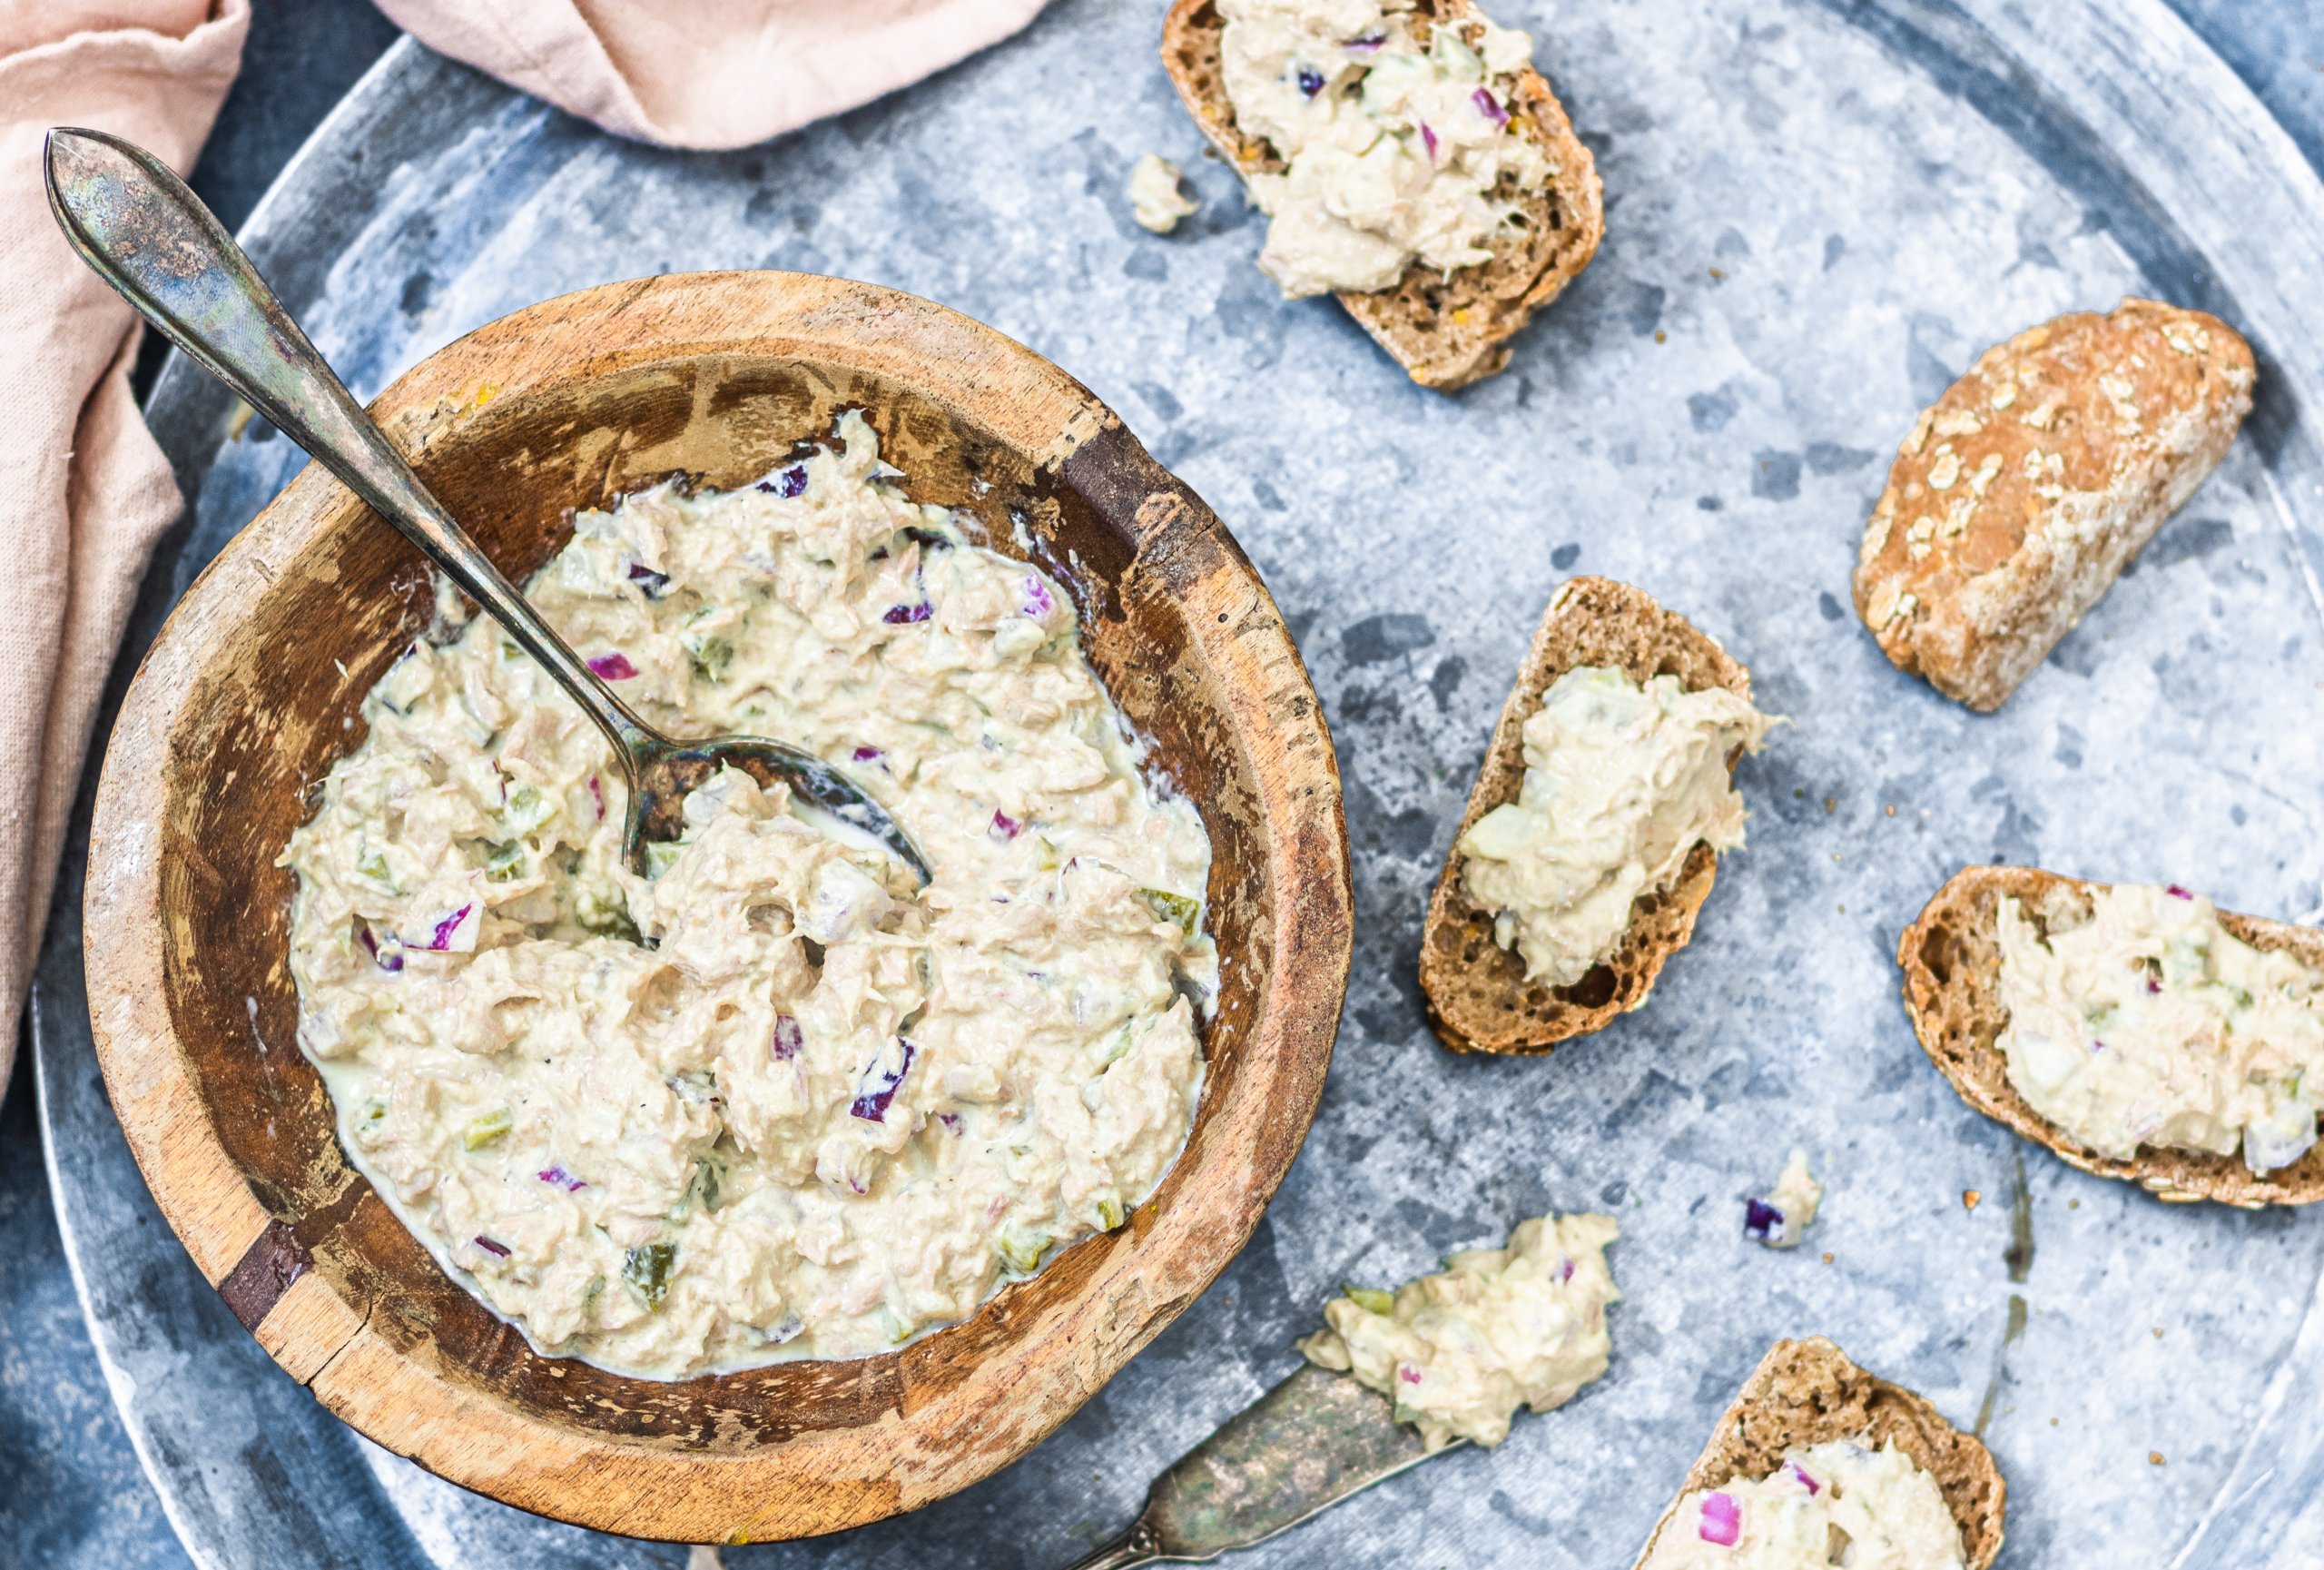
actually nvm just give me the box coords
[1632,1338,2006,1570]
[1899,865,2324,1208]
[1852,299,2253,711]
[1160,0,1603,391]
[1420,578,1750,1054]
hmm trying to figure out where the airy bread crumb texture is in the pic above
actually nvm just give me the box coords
[1631,1338,2007,1570]
[1159,0,1604,390]
[1899,864,2324,1207]
[1852,299,2253,711]
[1420,577,1750,1054]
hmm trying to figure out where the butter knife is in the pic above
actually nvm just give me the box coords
[1063,1364,1459,1568]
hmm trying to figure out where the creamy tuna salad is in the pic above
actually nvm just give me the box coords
[1997,882,2324,1173]
[1128,152,1200,233]
[1218,0,1553,297]
[1641,1439,1966,1570]
[1458,666,1778,986]
[281,410,1216,1378]
[1297,1210,1618,1451]
[1745,1150,1821,1250]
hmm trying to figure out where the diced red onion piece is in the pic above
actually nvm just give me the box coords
[1421,123,1439,162]
[1472,86,1509,127]
[474,1236,511,1258]
[587,775,605,821]
[938,1112,963,1134]
[1785,1460,1819,1495]
[429,904,474,951]
[2167,884,2194,900]
[852,746,884,763]
[773,1014,803,1061]
[1396,1362,1423,1386]
[587,652,638,681]
[538,1167,586,1192]
[1743,1197,1785,1241]
[990,809,1024,841]
[1699,1492,1741,1546]
[358,924,404,973]
[756,464,808,498]
[1343,32,1384,52]
[850,1040,917,1121]
[1022,574,1055,617]
[882,602,932,625]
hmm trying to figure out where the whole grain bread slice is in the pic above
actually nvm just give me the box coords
[1159,0,1603,391]
[1631,1338,2005,1570]
[1419,578,1751,1054]
[1852,299,2253,711]
[1898,865,2324,1208]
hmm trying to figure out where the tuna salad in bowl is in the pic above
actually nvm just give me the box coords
[84,273,1351,1541]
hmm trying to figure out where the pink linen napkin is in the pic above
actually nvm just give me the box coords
[0,0,249,1099]
[379,0,1054,151]
[0,0,1052,1099]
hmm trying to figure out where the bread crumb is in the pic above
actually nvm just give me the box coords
[1885,804,1896,817]
[1654,330,1667,344]
[1963,1190,1982,1210]
[1822,795,1837,815]
[2069,1199,2080,1210]
[2150,1451,2166,1466]
[1820,1252,1834,1263]
[1709,267,1725,281]
[2152,1328,2163,1338]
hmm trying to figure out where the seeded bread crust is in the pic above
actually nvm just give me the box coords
[1419,578,1751,1054]
[1159,0,1603,391]
[1631,1338,2006,1570]
[1852,299,2254,712]
[1899,865,2324,1208]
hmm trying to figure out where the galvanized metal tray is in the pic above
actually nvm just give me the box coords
[35,1,2324,1564]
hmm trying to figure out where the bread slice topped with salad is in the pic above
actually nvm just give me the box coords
[1159,0,1603,390]
[1853,299,2253,712]
[1632,1338,2005,1569]
[1420,578,1779,1054]
[1900,866,2324,1207]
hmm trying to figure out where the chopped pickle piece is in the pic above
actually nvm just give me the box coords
[462,1108,514,1150]
[623,1241,677,1308]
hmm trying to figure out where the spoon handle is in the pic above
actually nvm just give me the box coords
[43,125,653,765]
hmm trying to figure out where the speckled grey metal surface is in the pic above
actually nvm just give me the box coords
[31,0,2324,1565]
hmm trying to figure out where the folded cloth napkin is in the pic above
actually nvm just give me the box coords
[379,0,1054,151]
[0,0,249,1101]
[0,0,1052,1100]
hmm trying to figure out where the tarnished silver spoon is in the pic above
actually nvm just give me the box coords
[45,126,928,884]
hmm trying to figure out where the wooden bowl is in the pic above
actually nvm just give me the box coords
[83,272,1352,1542]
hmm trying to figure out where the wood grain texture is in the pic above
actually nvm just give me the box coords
[1630,1338,2006,1569]
[1899,865,2324,1208]
[1159,0,1603,391]
[1419,578,1753,1054]
[80,271,1353,1542]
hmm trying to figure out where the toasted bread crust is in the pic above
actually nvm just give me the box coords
[1632,1338,2005,1570]
[1419,578,1750,1054]
[1898,865,2324,1207]
[1852,299,2253,711]
[1159,0,1603,391]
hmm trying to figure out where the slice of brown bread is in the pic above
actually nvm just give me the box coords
[1630,1338,2005,1570]
[1852,298,2253,711]
[1159,0,1603,391]
[1898,865,2324,1208]
[1419,577,1751,1054]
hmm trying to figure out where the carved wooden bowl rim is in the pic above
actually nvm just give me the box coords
[83,271,1352,1542]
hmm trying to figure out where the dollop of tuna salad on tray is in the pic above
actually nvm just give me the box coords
[281,410,1216,1378]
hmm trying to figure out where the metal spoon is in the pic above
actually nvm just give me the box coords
[44,125,929,884]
